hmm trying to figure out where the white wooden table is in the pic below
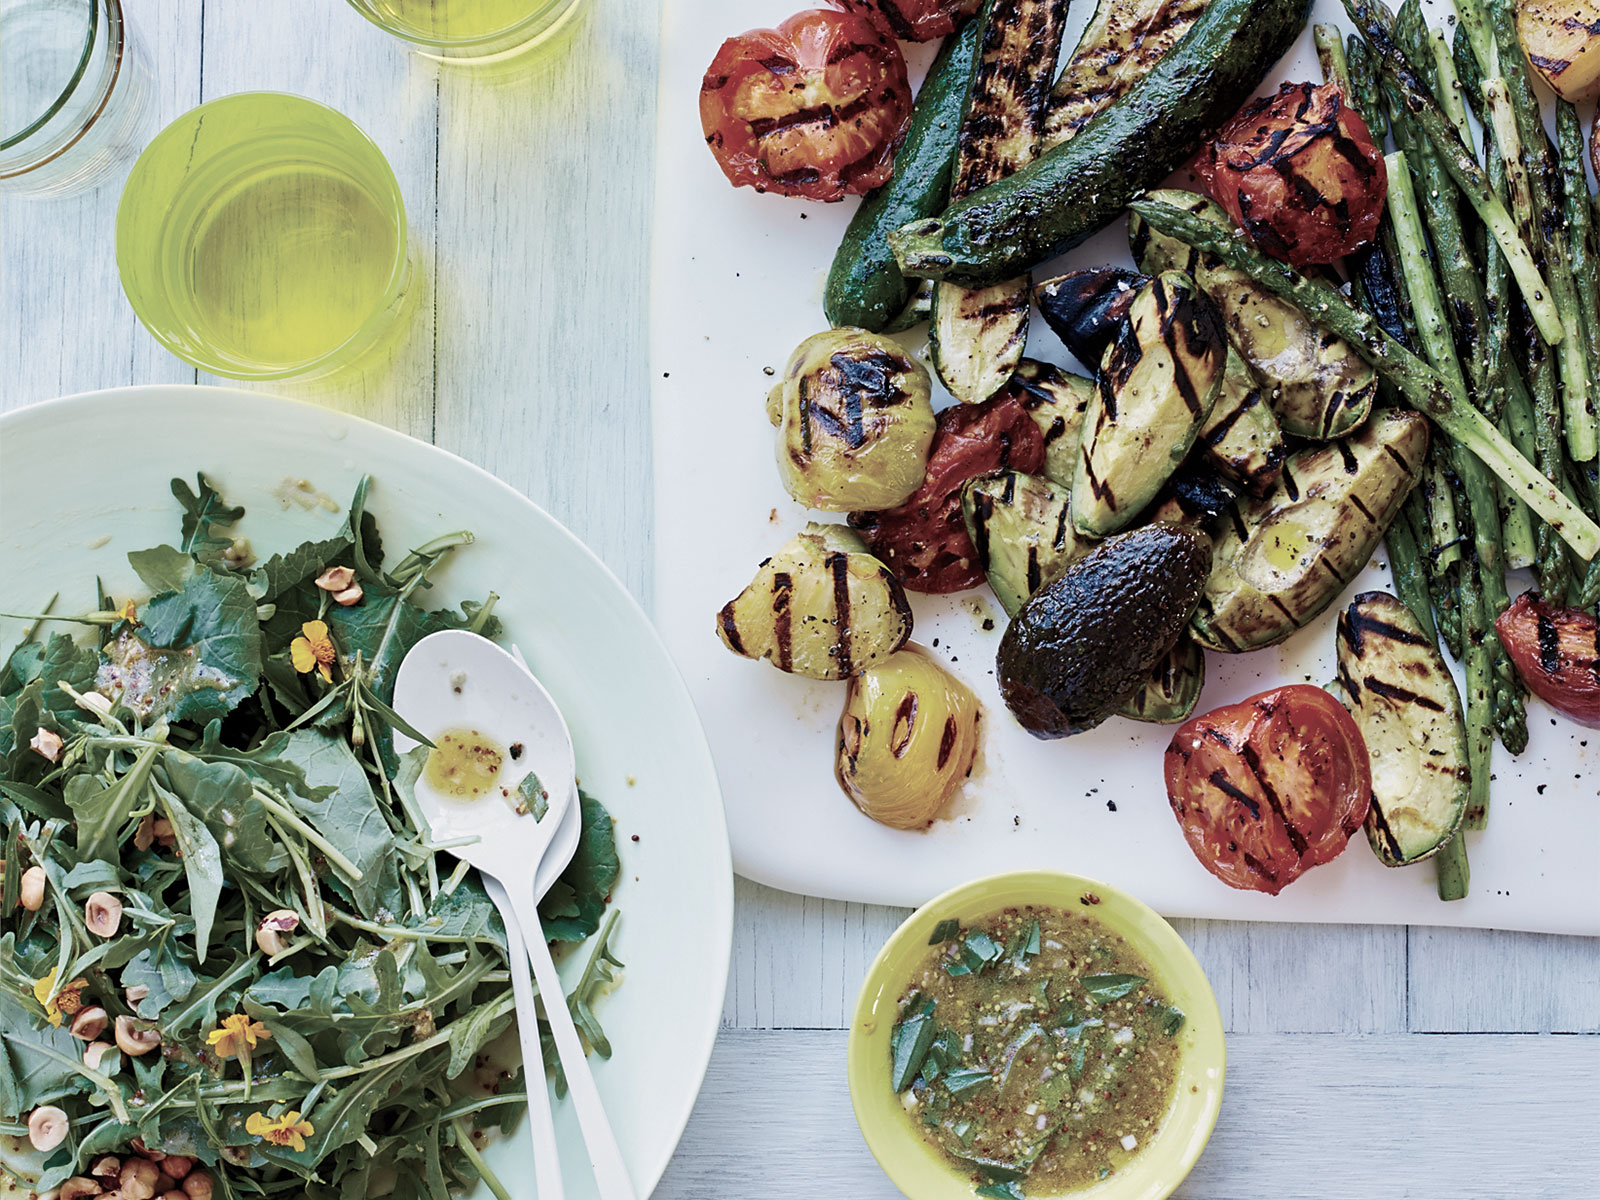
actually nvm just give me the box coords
[3,2,1597,1195]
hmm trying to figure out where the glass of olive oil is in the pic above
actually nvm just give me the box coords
[115,93,414,381]
[345,0,584,63]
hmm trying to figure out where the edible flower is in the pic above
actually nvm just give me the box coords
[246,1110,314,1152]
[116,599,139,625]
[33,970,88,1027]
[206,1013,271,1060]
[290,620,337,682]
[28,728,63,762]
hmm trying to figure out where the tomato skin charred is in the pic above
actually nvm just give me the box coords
[1197,81,1387,267]
[1165,684,1373,894]
[830,0,982,42]
[1495,592,1600,729]
[699,9,914,202]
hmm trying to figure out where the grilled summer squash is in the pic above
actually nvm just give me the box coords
[768,328,936,512]
[1334,591,1469,866]
[716,524,912,680]
[1003,359,1095,487]
[1130,189,1375,440]
[961,470,1093,616]
[1198,347,1286,497]
[1073,271,1226,537]
[1191,410,1429,653]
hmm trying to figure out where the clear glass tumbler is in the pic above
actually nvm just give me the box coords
[0,0,149,195]
[116,92,416,381]
[345,0,586,63]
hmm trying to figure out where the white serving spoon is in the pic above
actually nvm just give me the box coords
[393,630,635,1200]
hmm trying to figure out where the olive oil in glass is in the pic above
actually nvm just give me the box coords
[346,0,585,61]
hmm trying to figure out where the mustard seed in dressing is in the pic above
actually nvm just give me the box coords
[423,728,505,800]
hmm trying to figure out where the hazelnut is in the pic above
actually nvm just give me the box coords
[29,727,64,762]
[314,566,355,592]
[83,1040,115,1070]
[125,984,150,1008]
[19,864,46,910]
[84,891,123,937]
[160,1158,192,1181]
[133,815,156,851]
[332,583,364,606]
[114,1015,161,1056]
[255,909,300,956]
[181,1172,213,1200]
[130,1138,163,1161]
[91,1156,122,1180]
[154,1173,177,1192]
[70,1005,109,1040]
[162,1193,189,1200]
[27,1104,69,1151]
[58,1180,102,1200]
[121,1157,161,1200]
[76,690,114,717]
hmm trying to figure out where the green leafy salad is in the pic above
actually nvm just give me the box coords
[0,475,623,1200]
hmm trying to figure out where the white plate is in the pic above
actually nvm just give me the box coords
[652,0,1599,933]
[0,386,735,1197]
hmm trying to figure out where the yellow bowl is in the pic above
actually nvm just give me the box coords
[847,870,1225,1200]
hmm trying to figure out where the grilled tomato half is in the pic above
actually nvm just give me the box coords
[1495,591,1600,729]
[830,0,982,41]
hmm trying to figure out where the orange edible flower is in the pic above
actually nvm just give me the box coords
[290,620,337,682]
[33,969,88,1027]
[117,599,139,624]
[206,1012,271,1060]
[246,1110,314,1152]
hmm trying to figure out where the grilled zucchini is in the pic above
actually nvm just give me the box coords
[1119,632,1206,723]
[931,0,1070,403]
[767,328,936,512]
[1005,359,1095,487]
[1199,347,1286,497]
[961,470,1092,616]
[1334,591,1469,866]
[1192,410,1429,653]
[716,524,912,680]
[1130,189,1375,440]
[1073,271,1226,537]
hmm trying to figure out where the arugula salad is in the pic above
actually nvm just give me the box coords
[0,475,623,1200]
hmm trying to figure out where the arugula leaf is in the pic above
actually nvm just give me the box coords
[127,544,197,594]
[890,1000,937,1092]
[68,744,157,864]
[538,793,619,942]
[1082,974,1146,1004]
[975,1183,1025,1200]
[567,908,623,1059]
[153,782,224,960]
[1154,1003,1186,1036]
[0,972,95,1111]
[1008,919,1040,968]
[171,474,244,561]
[946,929,1006,978]
[120,945,199,1019]
[928,918,961,945]
[117,566,263,724]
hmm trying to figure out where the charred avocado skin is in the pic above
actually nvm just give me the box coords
[997,523,1213,738]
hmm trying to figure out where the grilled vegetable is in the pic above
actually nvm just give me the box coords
[930,0,1070,403]
[1494,592,1600,727]
[1192,410,1430,654]
[1129,189,1376,440]
[1002,359,1096,487]
[1515,0,1600,101]
[1073,271,1226,537]
[1043,0,1212,148]
[850,392,1045,592]
[767,328,936,511]
[1334,591,1470,866]
[835,0,984,41]
[1196,80,1388,267]
[1120,633,1206,723]
[889,0,1313,286]
[699,10,913,202]
[1034,267,1147,368]
[826,16,985,331]
[997,523,1212,737]
[1198,347,1286,497]
[1165,685,1372,894]
[961,470,1092,616]
[716,524,912,679]
[836,646,982,829]
[1144,460,1241,528]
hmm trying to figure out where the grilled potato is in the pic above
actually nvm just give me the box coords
[768,328,935,512]
[716,524,912,680]
[1517,0,1600,102]
[835,646,981,829]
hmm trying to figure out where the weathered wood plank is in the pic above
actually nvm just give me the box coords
[1409,925,1600,1032]
[655,1028,1600,1198]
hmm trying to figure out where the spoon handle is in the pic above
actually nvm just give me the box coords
[505,882,638,1200]
[485,877,567,1200]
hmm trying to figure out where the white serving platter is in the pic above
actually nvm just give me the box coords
[652,0,1599,933]
[0,387,735,1198]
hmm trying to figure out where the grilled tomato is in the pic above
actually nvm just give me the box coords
[1495,591,1600,729]
[849,393,1046,593]
[699,9,913,202]
[830,0,982,41]
[1196,81,1387,267]
[1165,684,1373,894]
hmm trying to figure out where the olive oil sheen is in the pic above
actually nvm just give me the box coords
[366,0,551,40]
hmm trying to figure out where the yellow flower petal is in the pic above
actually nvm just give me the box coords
[290,637,317,674]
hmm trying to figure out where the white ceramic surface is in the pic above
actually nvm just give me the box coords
[651,0,1599,932]
[0,386,735,1198]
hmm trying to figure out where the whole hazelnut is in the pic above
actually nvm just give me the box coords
[84,891,123,937]
[114,1015,161,1056]
[121,1157,161,1200]
[27,1104,69,1151]
[162,1192,189,1200]
[57,1180,102,1200]
[160,1158,192,1181]
[255,909,300,956]
[83,1040,115,1070]
[181,1172,213,1200]
[19,864,46,911]
[70,1005,109,1040]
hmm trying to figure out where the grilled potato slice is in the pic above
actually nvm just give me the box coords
[1130,189,1376,440]
[768,328,936,512]
[1334,591,1469,866]
[961,470,1094,617]
[835,646,981,830]
[716,524,912,680]
[1192,410,1429,653]
[1073,271,1226,536]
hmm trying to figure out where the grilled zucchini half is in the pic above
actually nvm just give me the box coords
[1005,359,1095,487]
[767,328,936,512]
[1334,591,1469,866]
[961,470,1093,617]
[1192,410,1429,653]
[1199,347,1286,498]
[1073,271,1226,537]
[1119,632,1205,723]
[716,524,912,680]
[1130,189,1376,440]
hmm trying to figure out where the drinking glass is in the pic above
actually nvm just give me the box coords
[345,0,585,63]
[1,0,149,195]
[115,93,416,381]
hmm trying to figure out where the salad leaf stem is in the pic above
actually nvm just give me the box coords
[251,786,363,880]
[450,1115,512,1200]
